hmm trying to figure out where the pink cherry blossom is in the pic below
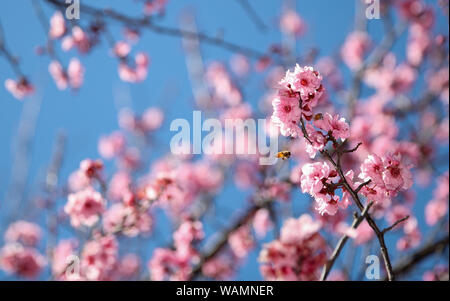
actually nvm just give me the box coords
[280,65,324,105]
[252,208,273,238]
[64,187,106,228]
[304,123,327,158]
[359,153,413,199]
[230,54,250,77]
[5,78,34,99]
[141,107,164,131]
[143,0,168,15]
[314,113,350,141]
[67,58,85,89]
[407,23,430,66]
[112,41,131,58]
[271,88,302,138]
[49,60,69,90]
[118,52,149,83]
[0,243,45,278]
[4,221,42,246]
[62,26,91,54]
[353,220,374,245]
[98,131,126,159]
[51,239,78,280]
[103,203,152,237]
[81,234,118,280]
[49,11,66,39]
[117,253,140,279]
[425,172,449,225]
[202,255,235,280]
[341,31,371,70]
[279,10,306,37]
[300,162,347,216]
[228,225,254,259]
[259,214,327,281]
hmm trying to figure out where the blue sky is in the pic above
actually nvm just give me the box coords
[0,0,448,280]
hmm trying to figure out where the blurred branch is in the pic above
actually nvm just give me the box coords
[43,0,268,59]
[383,234,449,280]
[236,0,268,32]
[4,94,42,222]
[0,18,25,77]
[188,199,270,280]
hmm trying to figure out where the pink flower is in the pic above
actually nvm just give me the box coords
[205,61,242,106]
[305,123,327,158]
[353,220,374,245]
[64,187,106,228]
[98,131,126,159]
[360,153,413,199]
[300,162,345,216]
[407,23,430,66]
[112,41,131,58]
[102,203,152,237]
[118,52,149,83]
[173,220,204,261]
[81,234,118,280]
[341,31,371,70]
[428,67,449,105]
[62,26,91,53]
[67,58,85,89]
[230,54,250,77]
[5,78,34,100]
[49,60,69,90]
[148,248,190,281]
[271,88,302,138]
[359,154,384,187]
[259,214,327,281]
[49,58,84,90]
[279,10,306,37]
[107,171,132,201]
[4,221,42,246]
[364,54,417,95]
[141,107,164,131]
[397,217,421,251]
[228,226,254,259]
[382,153,413,192]
[202,255,235,280]
[280,214,322,244]
[49,11,66,39]
[397,0,435,29]
[314,113,350,140]
[143,0,168,15]
[425,172,449,225]
[252,208,273,238]
[117,253,140,279]
[280,65,324,105]
[51,239,78,279]
[0,244,45,278]
[423,265,449,281]
[79,158,103,179]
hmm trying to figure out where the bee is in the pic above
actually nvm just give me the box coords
[276,151,291,160]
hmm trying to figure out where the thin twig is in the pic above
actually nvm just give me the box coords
[382,215,410,234]
[320,201,374,281]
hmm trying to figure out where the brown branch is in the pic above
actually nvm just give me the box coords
[0,19,25,77]
[382,215,410,235]
[188,200,269,280]
[382,234,449,281]
[43,0,268,59]
[320,201,374,281]
[236,0,268,32]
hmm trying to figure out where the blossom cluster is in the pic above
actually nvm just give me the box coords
[259,214,328,280]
